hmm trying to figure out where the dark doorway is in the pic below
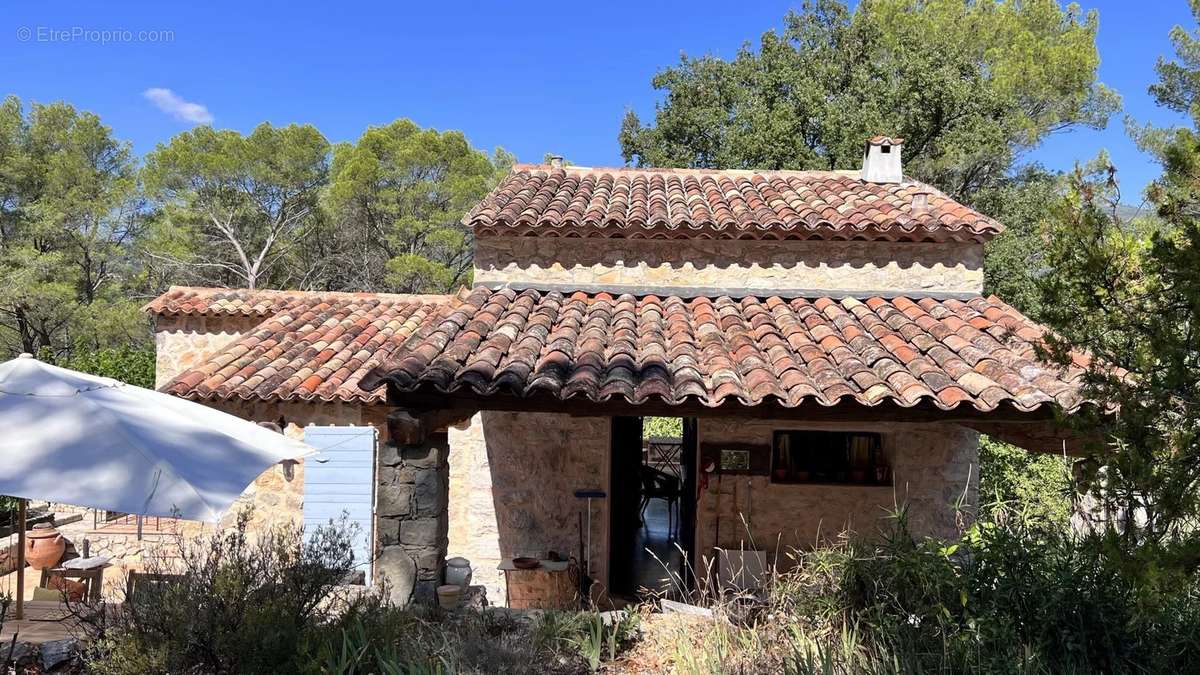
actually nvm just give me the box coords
[678,417,699,589]
[608,416,643,596]
[608,416,697,599]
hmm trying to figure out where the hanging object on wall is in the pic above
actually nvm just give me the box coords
[699,443,770,476]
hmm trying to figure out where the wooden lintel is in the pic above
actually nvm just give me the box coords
[386,407,478,445]
[960,420,1106,457]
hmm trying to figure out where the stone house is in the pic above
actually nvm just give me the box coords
[145,139,1092,606]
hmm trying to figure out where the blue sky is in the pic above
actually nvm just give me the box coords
[0,1,1193,199]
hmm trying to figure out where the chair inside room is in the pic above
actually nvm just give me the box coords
[639,464,681,541]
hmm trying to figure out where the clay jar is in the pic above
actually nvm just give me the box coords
[25,524,66,570]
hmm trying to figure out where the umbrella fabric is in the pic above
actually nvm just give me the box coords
[0,355,312,522]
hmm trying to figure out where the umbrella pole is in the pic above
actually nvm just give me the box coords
[15,498,25,620]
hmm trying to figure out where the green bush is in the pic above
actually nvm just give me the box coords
[643,417,682,439]
[753,511,1200,674]
[87,512,359,675]
[637,507,1200,674]
[978,435,1074,529]
[43,346,156,389]
[86,511,636,674]
[298,602,639,675]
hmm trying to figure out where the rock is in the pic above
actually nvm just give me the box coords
[413,470,445,517]
[375,547,416,606]
[400,443,440,469]
[412,549,444,580]
[413,580,438,606]
[377,443,402,467]
[376,518,400,547]
[461,584,489,610]
[40,637,78,671]
[377,483,414,518]
[599,609,629,626]
[399,518,441,547]
[5,640,36,666]
[660,599,714,618]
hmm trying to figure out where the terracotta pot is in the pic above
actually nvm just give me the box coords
[25,525,66,570]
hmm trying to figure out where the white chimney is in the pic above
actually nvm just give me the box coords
[548,155,564,169]
[861,136,903,184]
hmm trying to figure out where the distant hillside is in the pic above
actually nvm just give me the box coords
[1115,203,1147,223]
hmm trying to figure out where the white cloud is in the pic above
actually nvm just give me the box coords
[142,88,214,125]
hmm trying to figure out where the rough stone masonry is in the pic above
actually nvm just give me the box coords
[375,433,450,605]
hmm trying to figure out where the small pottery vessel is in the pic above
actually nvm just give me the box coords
[25,524,66,570]
[437,584,462,610]
[445,556,472,587]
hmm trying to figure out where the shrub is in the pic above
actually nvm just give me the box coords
[643,417,682,439]
[623,508,1200,674]
[85,511,638,674]
[298,602,634,675]
[832,512,1200,673]
[87,511,358,675]
[977,435,1074,529]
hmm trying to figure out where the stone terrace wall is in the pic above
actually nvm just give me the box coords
[475,238,984,295]
[696,418,978,564]
[447,412,610,605]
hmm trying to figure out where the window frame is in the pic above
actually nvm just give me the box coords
[770,430,890,486]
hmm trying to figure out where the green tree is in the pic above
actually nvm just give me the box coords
[43,345,156,388]
[974,166,1063,320]
[1038,163,1199,546]
[620,0,1118,199]
[142,123,330,290]
[1038,0,1200,542]
[978,435,1072,528]
[325,120,511,293]
[0,96,147,358]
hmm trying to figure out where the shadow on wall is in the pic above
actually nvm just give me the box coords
[481,411,610,602]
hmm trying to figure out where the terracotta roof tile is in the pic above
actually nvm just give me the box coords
[360,288,1089,414]
[149,288,458,403]
[467,165,1003,243]
[143,286,447,318]
[149,285,1093,414]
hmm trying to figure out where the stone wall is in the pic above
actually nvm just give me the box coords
[200,399,372,533]
[447,412,610,605]
[376,435,449,605]
[696,418,978,564]
[475,237,984,295]
[153,314,266,387]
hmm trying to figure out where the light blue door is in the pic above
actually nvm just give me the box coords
[303,425,377,583]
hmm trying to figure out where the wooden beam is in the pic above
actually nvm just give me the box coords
[383,385,1108,457]
[386,407,477,445]
[960,420,1106,457]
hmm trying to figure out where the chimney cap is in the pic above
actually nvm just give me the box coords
[548,155,564,169]
[861,135,904,184]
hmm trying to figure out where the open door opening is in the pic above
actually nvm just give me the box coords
[608,416,697,599]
